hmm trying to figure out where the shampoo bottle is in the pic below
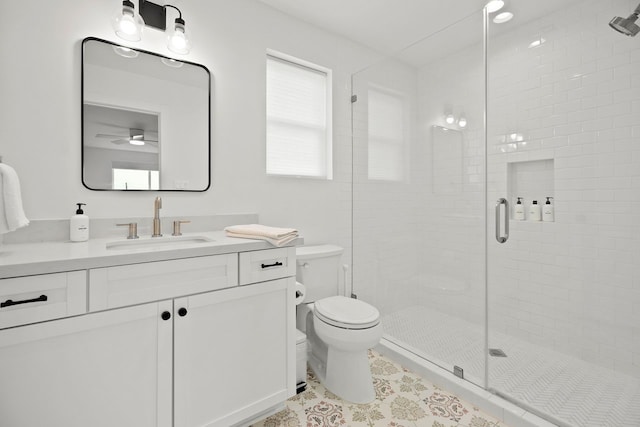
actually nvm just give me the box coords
[529,200,541,221]
[514,197,525,220]
[543,197,554,222]
[70,203,89,242]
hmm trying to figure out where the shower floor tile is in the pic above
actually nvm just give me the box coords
[382,306,640,427]
[251,350,507,427]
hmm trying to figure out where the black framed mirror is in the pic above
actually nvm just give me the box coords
[81,37,210,191]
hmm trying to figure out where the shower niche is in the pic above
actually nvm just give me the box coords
[507,159,554,220]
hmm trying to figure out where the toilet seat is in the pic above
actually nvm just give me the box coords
[314,296,380,329]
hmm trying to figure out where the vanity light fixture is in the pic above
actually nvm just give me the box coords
[112,0,145,41]
[457,116,468,128]
[113,0,192,55]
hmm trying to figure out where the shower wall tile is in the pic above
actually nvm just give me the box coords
[402,0,640,377]
[351,0,640,379]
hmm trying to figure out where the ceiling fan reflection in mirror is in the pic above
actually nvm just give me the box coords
[95,128,158,146]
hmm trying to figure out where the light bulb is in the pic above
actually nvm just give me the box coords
[167,18,191,55]
[458,117,467,128]
[112,0,144,42]
[445,114,455,124]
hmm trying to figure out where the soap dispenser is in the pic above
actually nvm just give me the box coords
[529,200,541,221]
[514,197,525,220]
[543,197,554,222]
[70,203,89,242]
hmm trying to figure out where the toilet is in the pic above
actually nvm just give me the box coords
[296,244,382,404]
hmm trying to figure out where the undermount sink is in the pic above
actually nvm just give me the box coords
[106,235,214,251]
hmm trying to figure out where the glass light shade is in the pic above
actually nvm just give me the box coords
[112,2,144,42]
[129,139,145,146]
[445,113,455,124]
[167,20,191,55]
[457,117,467,128]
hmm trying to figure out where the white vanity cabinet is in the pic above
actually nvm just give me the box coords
[174,277,295,427]
[0,299,173,427]
[0,245,296,427]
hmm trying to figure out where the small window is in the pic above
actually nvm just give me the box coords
[112,168,159,190]
[266,52,332,179]
[367,88,406,181]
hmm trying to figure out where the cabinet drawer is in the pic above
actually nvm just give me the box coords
[0,271,87,329]
[239,247,296,285]
[89,254,238,311]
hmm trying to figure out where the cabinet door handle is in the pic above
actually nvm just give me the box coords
[161,311,171,321]
[1,294,48,308]
[261,261,283,269]
[178,307,188,317]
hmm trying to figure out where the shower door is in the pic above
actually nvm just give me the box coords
[351,9,488,388]
[485,0,640,425]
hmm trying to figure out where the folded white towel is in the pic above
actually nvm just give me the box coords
[225,224,298,247]
[0,163,29,235]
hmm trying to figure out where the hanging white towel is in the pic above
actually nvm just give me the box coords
[225,224,298,247]
[0,163,29,234]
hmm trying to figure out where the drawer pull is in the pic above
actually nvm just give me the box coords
[1,294,48,308]
[261,261,283,269]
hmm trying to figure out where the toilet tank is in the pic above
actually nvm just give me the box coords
[296,245,343,302]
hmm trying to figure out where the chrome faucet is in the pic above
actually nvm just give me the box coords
[152,197,162,237]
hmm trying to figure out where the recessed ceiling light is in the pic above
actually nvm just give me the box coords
[493,11,514,24]
[528,37,546,48]
[485,0,505,14]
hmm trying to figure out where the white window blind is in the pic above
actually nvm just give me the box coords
[367,88,405,181]
[266,54,332,178]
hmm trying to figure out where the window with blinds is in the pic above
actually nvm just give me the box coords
[266,53,332,179]
[367,88,406,181]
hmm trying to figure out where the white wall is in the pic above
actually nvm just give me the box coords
[0,0,380,252]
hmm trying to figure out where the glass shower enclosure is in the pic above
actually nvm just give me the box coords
[351,1,640,425]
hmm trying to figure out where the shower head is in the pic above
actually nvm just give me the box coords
[610,3,640,37]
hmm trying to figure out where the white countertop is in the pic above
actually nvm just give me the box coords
[0,231,301,279]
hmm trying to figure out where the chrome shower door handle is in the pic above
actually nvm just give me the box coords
[495,198,509,243]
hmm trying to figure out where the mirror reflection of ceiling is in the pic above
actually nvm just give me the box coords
[84,40,207,90]
[84,104,159,154]
[258,0,585,65]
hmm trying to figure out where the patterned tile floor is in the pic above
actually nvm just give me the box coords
[251,350,508,427]
[384,306,640,426]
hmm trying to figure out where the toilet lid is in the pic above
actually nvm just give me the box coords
[314,296,380,329]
